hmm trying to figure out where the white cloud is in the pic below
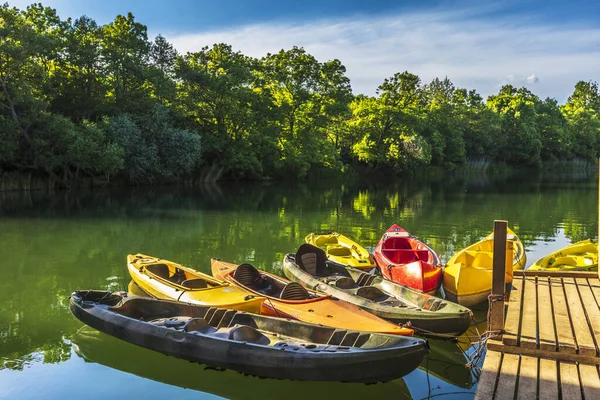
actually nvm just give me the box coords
[166,10,600,102]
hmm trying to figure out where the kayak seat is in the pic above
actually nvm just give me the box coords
[280,282,310,300]
[296,243,329,277]
[233,263,260,286]
[181,278,208,289]
[356,286,388,302]
[228,325,271,345]
[315,236,338,247]
[383,238,413,250]
[183,318,217,334]
[383,249,430,264]
[383,250,418,264]
[146,264,186,284]
[146,264,171,279]
[464,251,493,268]
[301,253,318,276]
[356,272,376,287]
[334,277,358,289]
[327,245,352,257]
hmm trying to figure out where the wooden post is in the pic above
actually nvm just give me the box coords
[490,220,508,333]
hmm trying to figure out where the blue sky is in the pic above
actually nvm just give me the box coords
[8,0,600,100]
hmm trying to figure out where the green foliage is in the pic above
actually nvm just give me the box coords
[68,122,124,179]
[0,116,19,163]
[487,85,542,166]
[106,107,201,182]
[106,114,157,182]
[0,3,599,189]
[537,98,571,160]
[561,81,600,161]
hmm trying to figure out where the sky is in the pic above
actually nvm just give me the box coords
[7,0,600,101]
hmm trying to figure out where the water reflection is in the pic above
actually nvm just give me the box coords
[71,326,412,400]
[0,168,597,398]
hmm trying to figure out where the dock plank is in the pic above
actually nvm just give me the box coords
[563,278,596,356]
[537,277,557,351]
[515,270,598,278]
[520,277,538,349]
[474,350,502,400]
[579,364,600,400]
[560,362,582,400]
[516,356,537,400]
[538,359,559,400]
[550,277,577,354]
[495,353,520,400]
[576,278,600,355]
[503,275,524,347]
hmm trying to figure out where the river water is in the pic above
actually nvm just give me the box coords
[0,168,597,399]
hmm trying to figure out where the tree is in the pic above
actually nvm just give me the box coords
[422,77,466,166]
[537,98,571,160]
[101,13,153,115]
[561,81,600,161]
[259,47,352,177]
[487,85,542,166]
[349,72,431,172]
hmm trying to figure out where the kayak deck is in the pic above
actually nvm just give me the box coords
[284,244,472,336]
[529,239,598,271]
[443,228,526,306]
[211,259,415,336]
[306,232,376,269]
[374,225,442,293]
[128,254,264,313]
[70,290,427,382]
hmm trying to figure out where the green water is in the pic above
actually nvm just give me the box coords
[0,169,597,399]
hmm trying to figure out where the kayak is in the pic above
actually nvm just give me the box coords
[70,290,427,382]
[373,224,442,294]
[443,228,526,307]
[211,258,414,336]
[71,326,414,398]
[127,254,264,313]
[283,244,472,337]
[529,239,598,271]
[305,232,376,270]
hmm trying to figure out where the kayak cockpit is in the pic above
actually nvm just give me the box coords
[232,263,320,301]
[144,263,217,289]
[292,244,407,305]
[76,291,403,351]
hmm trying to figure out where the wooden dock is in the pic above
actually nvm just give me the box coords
[475,270,600,399]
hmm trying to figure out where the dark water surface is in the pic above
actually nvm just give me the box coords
[0,169,597,399]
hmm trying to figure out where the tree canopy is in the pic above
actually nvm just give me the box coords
[1,3,599,189]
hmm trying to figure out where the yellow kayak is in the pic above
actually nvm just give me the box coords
[305,232,376,270]
[127,254,264,313]
[443,228,526,307]
[529,239,597,271]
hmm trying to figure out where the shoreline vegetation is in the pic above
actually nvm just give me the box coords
[1,4,600,191]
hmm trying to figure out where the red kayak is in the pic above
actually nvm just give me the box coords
[374,224,442,294]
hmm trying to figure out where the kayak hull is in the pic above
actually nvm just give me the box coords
[443,228,526,307]
[69,290,427,382]
[283,245,472,337]
[305,232,376,270]
[211,258,414,336]
[529,239,598,271]
[374,224,442,294]
[127,254,264,313]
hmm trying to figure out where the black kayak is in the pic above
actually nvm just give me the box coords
[283,244,473,337]
[69,290,428,382]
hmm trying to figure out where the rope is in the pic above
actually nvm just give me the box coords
[265,297,282,318]
[465,292,507,369]
[425,350,432,399]
[407,325,485,339]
